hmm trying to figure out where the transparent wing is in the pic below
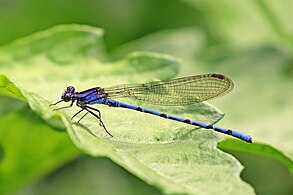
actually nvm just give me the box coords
[105,74,234,106]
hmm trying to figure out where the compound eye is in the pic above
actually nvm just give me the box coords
[65,94,71,101]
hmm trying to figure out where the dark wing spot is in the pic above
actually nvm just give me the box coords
[211,74,226,80]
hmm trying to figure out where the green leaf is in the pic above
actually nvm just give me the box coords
[0,24,254,194]
[0,74,25,100]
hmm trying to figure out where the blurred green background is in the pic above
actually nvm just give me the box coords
[1,0,293,194]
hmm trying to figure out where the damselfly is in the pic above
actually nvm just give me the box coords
[50,74,252,143]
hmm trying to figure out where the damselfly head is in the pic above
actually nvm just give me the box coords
[61,86,75,102]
